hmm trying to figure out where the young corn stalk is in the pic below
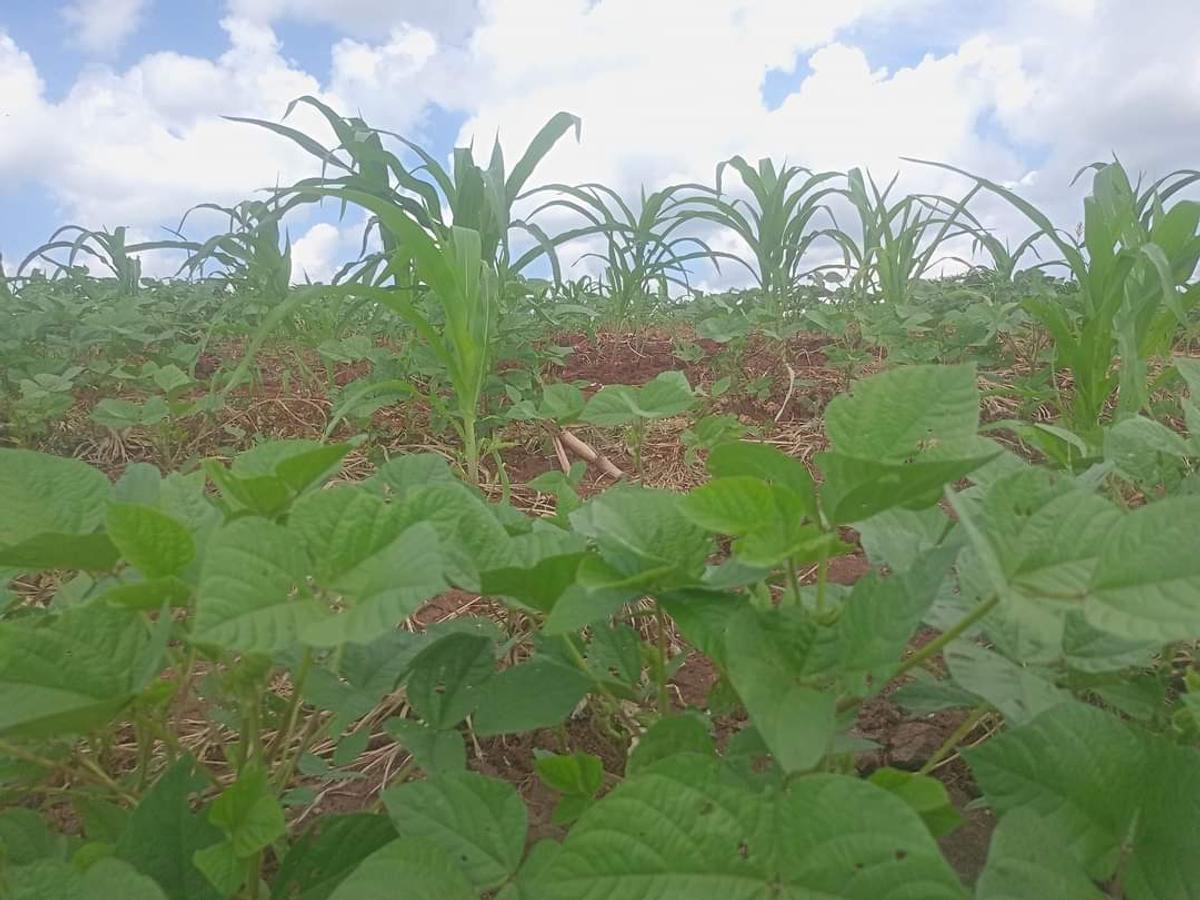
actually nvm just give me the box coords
[915,158,1200,434]
[520,181,731,324]
[234,101,581,482]
[316,193,497,483]
[833,167,981,306]
[18,225,177,295]
[678,156,842,317]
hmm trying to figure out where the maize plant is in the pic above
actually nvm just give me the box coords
[678,155,842,315]
[832,167,981,306]
[171,200,295,300]
[918,158,1200,433]
[521,180,732,322]
[235,101,581,481]
[17,225,177,295]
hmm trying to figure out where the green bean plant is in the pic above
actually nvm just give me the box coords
[5,363,1200,897]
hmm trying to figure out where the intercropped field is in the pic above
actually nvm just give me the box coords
[1,101,1198,898]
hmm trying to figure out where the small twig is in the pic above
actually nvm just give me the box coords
[551,435,572,473]
[774,363,797,423]
[918,705,991,775]
[559,429,625,479]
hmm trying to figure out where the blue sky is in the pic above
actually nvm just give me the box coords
[1,0,1198,283]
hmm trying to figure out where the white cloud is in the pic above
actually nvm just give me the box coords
[764,38,1030,176]
[328,25,449,127]
[991,0,1200,184]
[45,21,327,226]
[0,34,51,176]
[454,0,896,190]
[224,0,481,41]
[0,15,445,240]
[290,221,343,282]
[2,0,1199,284]
[62,0,151,54]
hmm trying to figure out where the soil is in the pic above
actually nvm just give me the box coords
[471,714,629,843]
[551,329,721,390]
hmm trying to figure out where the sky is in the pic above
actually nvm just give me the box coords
[1,0,1198,285]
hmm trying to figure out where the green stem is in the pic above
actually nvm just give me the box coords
[0,740,69,775]
[655,605,670,715]
[238,694,262,776]
[463,415,479,484]
[918,705,990,775]
[560,636,641,735]
[74,753,137,803]
[274,710,327,792]
[815,555,828,614]
[837,594,1000,714]
[151,715,183,765]
[895,594,999,679]
[267,649,312,765]
[174,646,199,714]
[133,717,152,792]
[368,757,417,814]
[631,422,645,479]
[246,851,263,900]
[785,558,802,606]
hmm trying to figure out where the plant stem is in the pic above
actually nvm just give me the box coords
[267,649,312,764]
[815,555,828,614]
[559,636,641,735]
[133,717,152,792]
[274,709,328,792]
[0,739,67,774]
[463,415,479,484]
[894,594,999,679]
[836,594,1000,714]
[173,646,199,714]
[74,753,137,803]
[655,605,670,715]
[367,756,417,814]
[246,851,262,900]
[631,422,645,478]
[785,558,802,606]
[238,693,262,776]
[918,705,990,775]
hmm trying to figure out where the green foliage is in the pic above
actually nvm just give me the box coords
[836,167,980,306]
[533,752,604,824]
[580,370,695,426]
[5,128,1200,900]
[529,756,965,898]
[680,156,841,313]
[382,773,526,891]
[916,158,1200,432]
[523,181,729,321]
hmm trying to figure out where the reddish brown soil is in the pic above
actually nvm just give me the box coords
[671,655,720,709]
[472,714,629,843]
[551,329,720,389]
[826,552,869,585]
